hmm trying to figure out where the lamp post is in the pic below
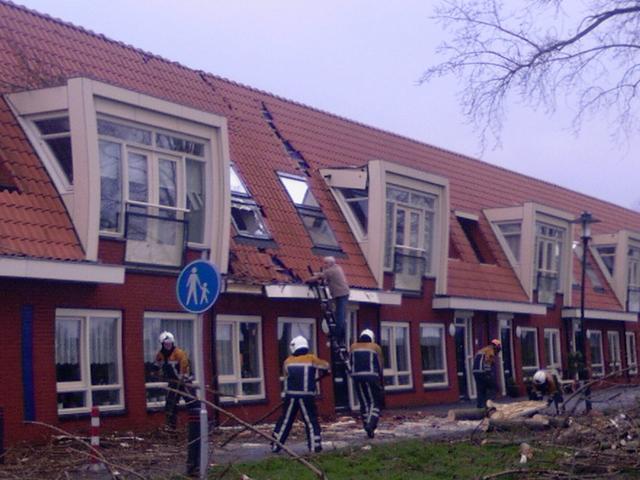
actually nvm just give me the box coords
[573,211,600,412]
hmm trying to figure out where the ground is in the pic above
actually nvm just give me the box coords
[1,384,639,479]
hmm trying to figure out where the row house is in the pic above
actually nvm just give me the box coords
[1,1,639,445]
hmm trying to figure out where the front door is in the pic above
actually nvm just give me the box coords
[500,321,514,395]
[454,316,475,399]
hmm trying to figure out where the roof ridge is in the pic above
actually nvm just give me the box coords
[4,0,640,218]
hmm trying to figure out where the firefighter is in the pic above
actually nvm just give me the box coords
[472,339,501,409]
[271,335,330,453]
[350,328,384,438]
[529,369,564,414]
[154,331,195,430]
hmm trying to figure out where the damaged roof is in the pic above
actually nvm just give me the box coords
[0,0,638,304]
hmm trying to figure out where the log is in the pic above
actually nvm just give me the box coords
[447,407,487,421]
[487,400,547,419]
[488,417,550,432]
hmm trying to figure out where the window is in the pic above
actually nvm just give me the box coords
[277,317,316,368]
[543,328,561,371]
[385,185,436,290]
[535,222,565,304]
[628,247,640,312]
[626,332,638,375]
[55,309,123,414]
[98,117,207,245]
[497,222,521,262]
[33,115,73,184]
[607,331,622,373]
[420,324,447,387]
[588,330,604,377]
[230,165,270,239]
[519,327,539,378]
[143,313,199,407]
[337,187,368,235]
[596,246,615,275]
[216,315,264,401]
[380,322,412,389]
[279,173,339,248]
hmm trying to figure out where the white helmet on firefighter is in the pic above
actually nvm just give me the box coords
[290,335,309,354]
[359,329,375,343]
[159,331,175,345]
[533,370,547,385]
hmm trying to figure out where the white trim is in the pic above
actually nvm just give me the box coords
[561,308,637,322]
[380,321,413,391]
[454,210,479,222]
[263,284,402,305]
[223,282,264,295]
[543,328,562,370]
[607,330,622,371]
[0,257,124,284]
[265,284,316,299]
[625,332,638,375]
[433,296,546,315]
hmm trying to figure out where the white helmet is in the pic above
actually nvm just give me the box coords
[360,329,375,343]
[533,370,547,385]
[290,335,309,354]
[159,331,175,344]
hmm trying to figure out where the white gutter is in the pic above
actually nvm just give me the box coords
[433,296,547,315]
[562,308,638,323]
[0,257,125,284]
[264,284,402,305]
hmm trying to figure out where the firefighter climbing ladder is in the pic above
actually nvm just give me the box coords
[307,276,352,410]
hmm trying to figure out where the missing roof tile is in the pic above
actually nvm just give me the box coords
[261,102,311,174]
[0,161,19,193]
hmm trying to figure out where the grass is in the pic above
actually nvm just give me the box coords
[209,439,562,479]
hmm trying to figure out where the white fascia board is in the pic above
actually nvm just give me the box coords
[0,257,124,284]
[433,296,547,315]
[223,281,263,295]
[561,308,638,323]
[264,284,402,305]
[320,167,368,189]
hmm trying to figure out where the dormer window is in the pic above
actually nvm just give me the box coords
[33,115,73,184]
[596,246,616,275]
[279,173,339,249]
[535,222,565,304]
[230,165,270,239]
[338,187,368,235]
[497,222,521,262]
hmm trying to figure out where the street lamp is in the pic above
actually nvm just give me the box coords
[573,211,600,379]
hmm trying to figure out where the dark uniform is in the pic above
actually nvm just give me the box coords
[529,370,564,414]
[155,346,194,429]
[472,344,498,408]
[350,340,384,438]
[272,350,329,453]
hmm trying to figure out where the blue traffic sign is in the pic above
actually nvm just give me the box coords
[176,260,221,313]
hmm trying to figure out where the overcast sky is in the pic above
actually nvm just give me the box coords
[15,0,640,211]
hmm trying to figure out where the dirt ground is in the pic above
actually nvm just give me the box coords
[1,384,639,479]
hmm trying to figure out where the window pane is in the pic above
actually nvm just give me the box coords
[410,192,434,209]
[230,165,249,195]
[92,390,120,407]
[90,317,118,386]
[384,201,394,268]
[242,382,262,396]
[186,159,205,243]
[46,137,73,183]
[144,317,195,383]
[395,327,408,371]
[219,383,236,396]
[56,318,82,382]
[216,324,234,376]
[146,387,167,404]
[159,159,177,208]
[301,213,339,247]
[421,326,444,371]
[57,391,85,410]
[589,333,602,363]
[381,327,391,369]
[128,153,148,202]
[99,140,122,231]
[398,374,411,385]
[409,212,420,248]
[387,186,409,203]
[395,209,406,246]
[156,133,204,156]
[232,201,270,238]
[520,331,537,368]
[280,176,319,207]
[240,322,260,379]
[98,119,151,145]
[278,320,314,367]
[423,373,445,384]
[35,116,70,134]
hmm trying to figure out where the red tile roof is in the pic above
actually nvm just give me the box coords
[0,0,639,302]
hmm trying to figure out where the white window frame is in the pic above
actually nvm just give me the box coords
[27,112,73,191]
[607,330,622,373]
[419,323,448,388]
[381,321,413,390]
[519,327,539,378]
[535,222,565,303]
[496,222,522,264]
[587,330,604,377]
[543,328,562,371]
[98,115,208,246]
[143,312,201,408]
[55,309,124,415]
[626,332,638,375]
[216,315,265,402]
[230,164,271,239]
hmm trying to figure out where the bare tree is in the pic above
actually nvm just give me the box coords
[422,0,640,147]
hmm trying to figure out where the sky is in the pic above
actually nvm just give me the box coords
[14,0,640,211]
